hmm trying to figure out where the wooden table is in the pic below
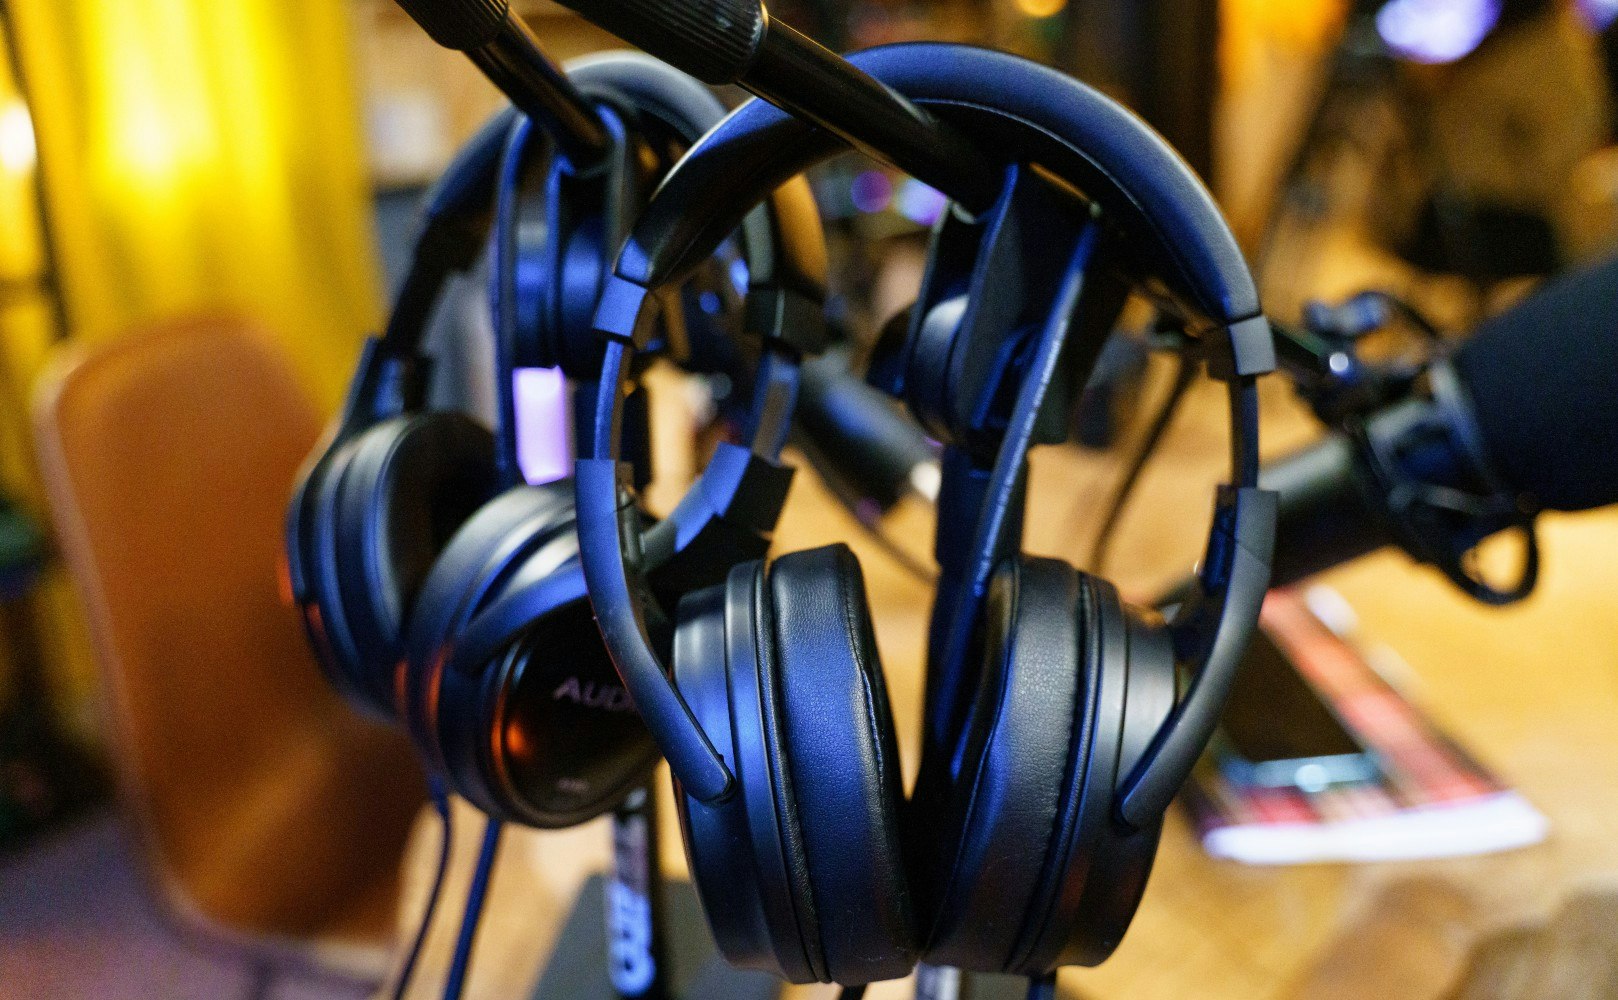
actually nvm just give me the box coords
[396,371,1618,1000]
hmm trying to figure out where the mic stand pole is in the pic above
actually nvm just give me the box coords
[606,786,669,1000]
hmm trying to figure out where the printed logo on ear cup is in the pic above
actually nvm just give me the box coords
[552,676,635,712]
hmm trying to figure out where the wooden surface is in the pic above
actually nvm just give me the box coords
[392,368,1618,1000]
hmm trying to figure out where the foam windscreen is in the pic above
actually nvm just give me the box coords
[1454,253,1618,512]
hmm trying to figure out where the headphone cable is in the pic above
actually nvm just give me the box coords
[1025,971,1058,1000]
[442,817,505,1000]
[390,778,454,1000]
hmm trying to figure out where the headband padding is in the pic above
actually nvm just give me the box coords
[614,43,1258,326]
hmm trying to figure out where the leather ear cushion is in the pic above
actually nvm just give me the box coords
[304,433,380,707]
[331,411,495,698]
[400,481,576,767]
[672,565,818,984]
[1015,594,1175,972]
[286,445,332,612]
[762,545,918,985]
[911,556,1088,972]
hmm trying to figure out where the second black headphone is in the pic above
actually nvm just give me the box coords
[287,51,829,829]
[575,43,1277,986]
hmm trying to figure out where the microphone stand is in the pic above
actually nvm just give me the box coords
[606,787,669,1000]
[439,0,1004,214]
[391,0,611,169]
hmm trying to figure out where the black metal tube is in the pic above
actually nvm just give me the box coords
[1260,432,1391,587]
[744,19,1002,212]
[466,17,612,166]
[392,0,611,166]
[544,0,1002,211]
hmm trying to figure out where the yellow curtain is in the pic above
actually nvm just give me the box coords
[0,0,382,730]
[10,0,382,405]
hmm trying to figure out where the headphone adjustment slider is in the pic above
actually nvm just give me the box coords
[1205,315,1277,382]
[593,275,663,350]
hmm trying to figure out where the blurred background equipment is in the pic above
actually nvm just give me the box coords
[1187,586,1548,865]
[0,491,105,853]
[1253,0,1618,322]
[1262,253,1618,599]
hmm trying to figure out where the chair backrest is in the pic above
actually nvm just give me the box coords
[32,316,421,945]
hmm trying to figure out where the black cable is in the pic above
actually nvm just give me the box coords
[838,986,867,1000]
[442,818,504,1000]
[390,778,453,1000]
[1088,349,1198,574]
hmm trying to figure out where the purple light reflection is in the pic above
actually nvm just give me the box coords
[1376,0,1500,64]
[514,366,572,485]
[851,170,893,214]
[896,178,947,227]
[1578,0,1618,30]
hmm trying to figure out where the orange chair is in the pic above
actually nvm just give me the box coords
[30,317,423,976]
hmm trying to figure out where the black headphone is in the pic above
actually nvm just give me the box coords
[575,44,1277,986]
[287,52,828,829]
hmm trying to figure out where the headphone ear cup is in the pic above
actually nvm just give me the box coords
[466,579,657,828]
[673,546,917,986]
[330,411,496,713]
[764,545,916,985]
[403,482,661,829]
[910,555,1089,972]
[671,566,790,976]
[1019,587,1175,972]
[913,558,1178,974]
[302,433,382,709]
[400,483,575,764]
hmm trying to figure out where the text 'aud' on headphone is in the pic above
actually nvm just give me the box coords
[287,51,826,829]
[575,44,1277,986]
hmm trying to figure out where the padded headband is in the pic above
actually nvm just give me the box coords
[612,43,1259,328]
[578,42,1277,822]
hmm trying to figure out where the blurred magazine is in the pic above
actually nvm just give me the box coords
[1182,588,1548,866]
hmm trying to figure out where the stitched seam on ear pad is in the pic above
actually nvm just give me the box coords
[1009,571,1110,972]
[753,560,826,981]
[833,553,916,971]
[773,547,915,983]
